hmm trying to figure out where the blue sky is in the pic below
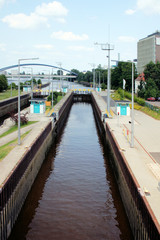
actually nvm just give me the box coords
[0,0,160,73]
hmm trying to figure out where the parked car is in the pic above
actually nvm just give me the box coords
[147,97,155,101]
[155,97,160,101]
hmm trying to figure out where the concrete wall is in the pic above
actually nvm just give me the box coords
[91,94,160,240]
[0,123,53,239]
[0,94,30,118]
[1,92,159,240]
[0,92,73,240]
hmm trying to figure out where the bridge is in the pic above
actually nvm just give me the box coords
[0,63,78,76]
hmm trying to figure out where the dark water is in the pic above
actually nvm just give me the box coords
[9,102,133,240]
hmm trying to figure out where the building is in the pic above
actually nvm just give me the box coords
[137,31,160,73]
[135,72,145,93]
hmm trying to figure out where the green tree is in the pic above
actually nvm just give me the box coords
[137,80,145,98]
[144,61,160,91]
[0,75,8,92]
[144,78,158,99]
[9,82,17,89]
[37,79,42,85]
[111,62,137,91]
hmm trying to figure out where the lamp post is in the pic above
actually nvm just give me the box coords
[56,62,62,92]
[95,42,114,115]
[131,59,137,148]
[23,67,33,99]
[89,63,95,90]
[18,57,39,145]
[52,68,54,109]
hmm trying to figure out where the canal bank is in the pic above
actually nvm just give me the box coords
[0,94,30,120]
[0,90,160,239]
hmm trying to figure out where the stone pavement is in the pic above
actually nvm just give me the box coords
[99,91,160,226]
[0,108,52,186]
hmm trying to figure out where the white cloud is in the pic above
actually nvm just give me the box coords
[0,0,15,8]
[118,36,137,43]
[2,13,48,29]
[137,0,160,14]
[126,0,160,15]
[2,1,68,29]
[125,9,136,15]
[68,46,94,51]
[0,0,5,7]
[35,1,68,17]
[0,43,6,51]
[34,44,54,50]
[51,31,89,41]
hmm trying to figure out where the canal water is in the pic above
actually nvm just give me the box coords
[9,102,133,240]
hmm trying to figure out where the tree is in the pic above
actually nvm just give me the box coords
[0,74,8,92]
[144,61,160,91]
[37,79,42,85]
[111,62,137,91]
[144,78,158,99]
[137,80,145,98]
[9,82,17,89]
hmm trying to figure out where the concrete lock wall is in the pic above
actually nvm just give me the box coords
[0,92,159,240]
[0,92,73,240]
[0,94,30,118]
[91,94,160,240]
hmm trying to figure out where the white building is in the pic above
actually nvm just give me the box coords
[137,31,160,74]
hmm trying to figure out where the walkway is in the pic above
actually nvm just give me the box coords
[100,91,160,226]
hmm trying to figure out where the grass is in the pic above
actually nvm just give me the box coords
[0,130,31,161]
[111,90,160,120]
[111,91,122,101]
[0,89,20,100]
[0,121,38,138]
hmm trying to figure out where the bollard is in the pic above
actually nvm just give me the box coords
[123,129,125,136]
[127,129,129,142]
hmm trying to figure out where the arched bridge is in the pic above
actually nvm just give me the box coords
[0,63,77,76]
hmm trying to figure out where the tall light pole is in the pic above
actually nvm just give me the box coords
[52,68,54,109]
[95,42,114,115]
[56,62,62,92]
[18,57,39,145]
[23,67,33,99]
[89,63,96,90]
[131,59,137,148]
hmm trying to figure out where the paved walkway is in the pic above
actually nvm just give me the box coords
[99,91,160,226]
[0,108,52,186]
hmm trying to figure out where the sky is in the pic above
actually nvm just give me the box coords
[0,0,160,73]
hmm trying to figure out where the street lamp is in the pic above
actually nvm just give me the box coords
[23,67,33,99]
[56,62,62,92]
[95,42,114,115]
[18,57,39,145]
[51,68,54,109]
[89,63,96,90]
[131,59,137,148]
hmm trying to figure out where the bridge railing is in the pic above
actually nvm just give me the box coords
[72,89,92,95]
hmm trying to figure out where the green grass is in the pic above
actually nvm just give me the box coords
[111,91,122,100]
[0,130,31,161]
[0,121,38,138]
[111,90,160,120]
[0,89,21,100]
[57,95,63,102]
